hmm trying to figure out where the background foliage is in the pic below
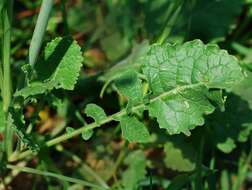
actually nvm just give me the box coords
[1,0,252,190]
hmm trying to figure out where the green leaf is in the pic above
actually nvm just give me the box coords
[142,40,243,135]
[142,40,242,94]
[81,129,94,141]
[115,70,143,106]
[164,137,197,172]
[148,86,215,135]
[84,103,106,124]
[9,109,40,153]
[38,37,83,90]
[66,127,75,134]
[15,37,83,98]
[120,116,150,143]
[14,82,52,99]
[217,138,236,153]
[122,150,147,190]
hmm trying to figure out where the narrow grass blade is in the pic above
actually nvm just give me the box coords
[6,164,106,189]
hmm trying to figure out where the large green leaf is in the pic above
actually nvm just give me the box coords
[15,37,83,98]
[142,40,242,94]
[141,40,243,135]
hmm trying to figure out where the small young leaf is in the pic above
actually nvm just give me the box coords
[81,129,94,141]
[84,104,106,124]
[120,116,150,143]
[66,127,75,134]
[217,138,236,153]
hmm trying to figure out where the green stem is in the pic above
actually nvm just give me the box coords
[0,66,3,93]
[2,0,12,112]
[29,0,53,67]
[6,164,106,189]
[1,0,13,161]
[9,83,204,162]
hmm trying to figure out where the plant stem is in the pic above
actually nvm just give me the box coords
[0,66,4,93]
[6,164,106,189]
[1,0,13,161]
[9,83,204,162]
[2,0,12,112]
[29,0,53,67]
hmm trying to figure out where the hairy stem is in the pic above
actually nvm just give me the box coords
[9,83,203,162]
